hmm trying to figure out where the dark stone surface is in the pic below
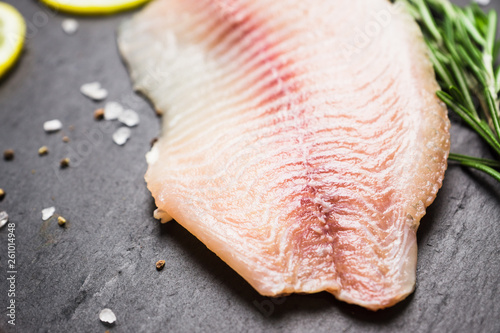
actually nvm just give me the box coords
[0,0,499,332]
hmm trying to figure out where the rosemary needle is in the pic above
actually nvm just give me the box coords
[404,0,500,183]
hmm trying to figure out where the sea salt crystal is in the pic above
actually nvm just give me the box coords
[43,119,63,132]
[474,0,490,5]
[118,109,140,127]
[80,82,108,101]
[113,127,131,146]
[104,101,124,120]
[99,308,116,324]
[62,19,78,35]
[0,211,8,229]
[42,207,56,221]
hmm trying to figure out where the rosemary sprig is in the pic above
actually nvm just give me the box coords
[404,0,500,183]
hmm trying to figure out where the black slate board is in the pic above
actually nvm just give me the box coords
[0,0,499,332]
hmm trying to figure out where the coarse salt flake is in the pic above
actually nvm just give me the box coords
[42,207,56,221]
[80,82,108,101]
[113,127,131,146]
[62,19,78,35]
[99,308,116,324]
[0,211,8,229]
[118,109,140,127]
[43,119,63,132]
[104,101,124,120]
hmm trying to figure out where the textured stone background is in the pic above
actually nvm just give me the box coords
[0,0,498,332]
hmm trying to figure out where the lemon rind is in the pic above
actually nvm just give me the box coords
[0,2,26,79]
[39,0,151,15]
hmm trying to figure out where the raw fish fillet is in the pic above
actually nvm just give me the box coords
[118,0,450,310]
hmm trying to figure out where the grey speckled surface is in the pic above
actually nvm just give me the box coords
[0,0,499,332]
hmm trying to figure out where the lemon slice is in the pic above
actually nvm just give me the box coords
[0,2,25,79]
[40,0,151,15]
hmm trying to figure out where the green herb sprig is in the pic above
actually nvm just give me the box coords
[404,0,500,182]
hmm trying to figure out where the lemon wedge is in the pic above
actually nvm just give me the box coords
[40,0,151,15]
[0,2,25,79]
